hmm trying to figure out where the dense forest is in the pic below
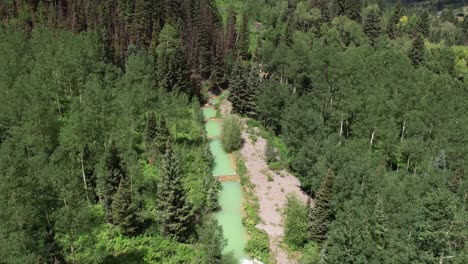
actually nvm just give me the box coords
[0,0,467,263]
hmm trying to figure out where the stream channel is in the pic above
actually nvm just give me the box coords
[202,97,246,262]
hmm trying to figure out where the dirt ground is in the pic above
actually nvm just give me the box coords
[239,127,309,264]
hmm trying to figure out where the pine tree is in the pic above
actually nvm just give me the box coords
[156,24,192,96]
[371,197,387,250]
[197,6,215,80]
[145,112,157,147]
[333,0,346,17]
[155,116,170,155]
[408,33,425,67]
[228,61,258,117]
[156,144,194,241]
[225,8,237,51]
[197,217,225,264]
[111,177,139,236]
[345,0,362,22]
[318,0,331,24]
[386,0,402,39]
[310,168,334,244]
[237,11,250,59]
[415,11,430,38]
[133,0,152,48]
[103,142,126,223]
[364,6,381,47]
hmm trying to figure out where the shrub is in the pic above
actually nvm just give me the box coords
[264,141,277,163]
[284,195,309,249]
[221,115,242,152]
[300,242,321,264]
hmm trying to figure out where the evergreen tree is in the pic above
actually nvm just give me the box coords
[310,168,334,244]
[333,0,346,17]
[363,6,381,47]
[156,24,192,96]
[345,0,362,22]
[133,0,152,48]
[156,143,194,241]
[103,142,126,223]
[197,6,215,80]
[408,33,425,67]
[145,112,157,146]
[318,0,331,24]
[228,61,258,117]
[197,217,225,264]
[371,197,387,250]
[237,11,250,59]
[386,0,402,39]
[415,11,430,38]
[155,116,171,155]
[111,177,139,236]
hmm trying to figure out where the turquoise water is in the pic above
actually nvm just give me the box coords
[203,107,216,119]
[202,104,246,262]
[215,181,246,260]
[209,139,236,176]
[205,120,222,138]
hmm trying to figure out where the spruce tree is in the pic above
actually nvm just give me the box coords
[111,177,139,236]
[237,11,250,59]
[133,0,152,48]
[103,142,126,223]
[386,0,402,39]
[156,24,192,96]
[364,6,381,47]
[310,168,334,244]
[145,112,157,147]
[333,0,346,17]
[415,11,430,38]
[228,61,258,118]
[345,0,362,22]
[408,33,425,67]
[318,0,331,24]
[371,197,387,250]
[155,116,170,155]
[197,216,225,264]
[156,143,194,241]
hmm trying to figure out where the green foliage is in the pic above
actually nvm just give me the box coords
[111,177,139,236]
[310,168,334,244]
[229,61,259,117]
[197,217,225,264]
[265,141,277,164]
[221,115,242,153]
[300,242,321,264]
[363,5,382,47]
[408,33,425,66]
[284,195,310,249]
[156,145,194,242]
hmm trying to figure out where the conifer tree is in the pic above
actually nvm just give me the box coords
[226,9,237,51]
[408,33,425,67]
[155,116,170,155]
[318,0,331,24]
[345,0,362,22]
[364,6,381,47]
[145,112,157,145]
[310,168,334,244]
[133,0,152,48]
[103,142,126,223]
[111,177,139,236]
[229,62,258,117]
[237,11,250,59]
[156,143,194,241]
[197,216,225,264]
[415,11,430,38]
[333,0,346,17]
[386,0,402,39]
[156,24,192,96]
[371,197,387,250]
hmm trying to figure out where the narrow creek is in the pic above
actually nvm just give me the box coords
[202,97,246,262]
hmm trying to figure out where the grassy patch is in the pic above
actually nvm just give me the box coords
[234,154,271,263]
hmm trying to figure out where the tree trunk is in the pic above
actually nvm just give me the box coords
[80,152,90,202]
